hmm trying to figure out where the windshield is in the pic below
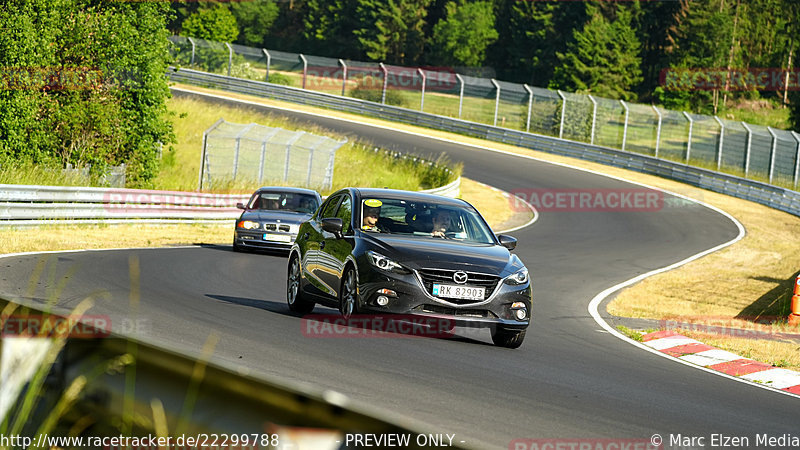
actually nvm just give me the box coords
[249,192,318,213]
[360,198,495,244]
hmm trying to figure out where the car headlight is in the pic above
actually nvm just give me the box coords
[504,268,529,285]
[237,220,261,230]
[367,251,409,274]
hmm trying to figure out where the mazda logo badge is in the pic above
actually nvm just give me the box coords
[453,271,468,284]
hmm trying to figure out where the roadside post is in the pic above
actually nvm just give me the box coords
[790,275,800,326]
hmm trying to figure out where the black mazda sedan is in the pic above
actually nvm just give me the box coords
[287,187,532,348]
[234,187,322,253]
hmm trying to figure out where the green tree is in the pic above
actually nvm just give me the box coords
[550,4,642,100]
[230,0,279,48]
[355,0,433,65]
[488,0,586,86]
[430,1,498,67]
[303,0,362,58]
[0,0,175,187]
[657,0,735,113]
[181,5,239,43]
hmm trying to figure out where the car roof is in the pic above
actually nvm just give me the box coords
[254,186,321,197]
[351,187,468,207]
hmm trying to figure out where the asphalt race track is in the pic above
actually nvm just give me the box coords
[2,90,797,449]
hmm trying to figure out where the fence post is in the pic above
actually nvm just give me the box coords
[284,132,305,182]
[456,74,464,119]
[714,116,725,171]
[652,105,662,158]
[233,123,256,180]
[767,127,778,184]
[324,147,338,190]
[523,84,533,133]
[199,118,225,191]
[683,111,694,163]
[299,54,308,90]
[491,79,500,127]
[339,59,347,96]
[588,95,598,145]
[557,90,566,139]
[306,136,326,186]
[188,37,196,66]
[258,129,279,183]
[225,42,232,77]
[792,131,800,189]
[418,68,426,111]
[262,49,271,82]
[741,122,752,178]
[259,140,267,183]
[379,63,388,104]
[620,100,629,151]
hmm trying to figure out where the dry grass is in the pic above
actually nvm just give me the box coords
[459,178,515,230]
[0,223,231,255]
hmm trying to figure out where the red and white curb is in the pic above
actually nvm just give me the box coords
[642,330,800,395]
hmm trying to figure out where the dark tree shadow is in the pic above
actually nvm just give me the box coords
[737,270,799,323]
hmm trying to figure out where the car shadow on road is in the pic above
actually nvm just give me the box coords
[205,294,489,346]
[196,243,289,257]
[206,294,298,316]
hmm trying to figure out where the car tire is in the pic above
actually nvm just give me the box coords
[287,256,314,314]
[339,266,359,320]
[491,327,526,349]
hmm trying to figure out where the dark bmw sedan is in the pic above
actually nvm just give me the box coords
[287,188,532,348]
[234,187,322,253]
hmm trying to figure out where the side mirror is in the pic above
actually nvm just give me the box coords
[497,234,517,251]
[321,217,343,237]
[236,202,246,210]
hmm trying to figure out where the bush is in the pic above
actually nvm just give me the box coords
[349,76,408,108]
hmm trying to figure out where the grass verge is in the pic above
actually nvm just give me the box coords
[169,83,800,371]
[162,95,459,195]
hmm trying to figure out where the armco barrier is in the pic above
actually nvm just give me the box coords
[0,178,460,226]
[169,68,800,218]
[0,185,249,226]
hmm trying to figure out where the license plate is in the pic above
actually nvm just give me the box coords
[263,234,292,243]
[432,283,485,301]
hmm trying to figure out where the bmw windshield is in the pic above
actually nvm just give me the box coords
[358,197,495,245]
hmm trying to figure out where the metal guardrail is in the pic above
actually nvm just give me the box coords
[168,68,800,218]
[0,184,249,226]
[0,178,461,226]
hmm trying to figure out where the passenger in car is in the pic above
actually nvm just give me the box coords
[362,204,382,232]
[431,209,454,237]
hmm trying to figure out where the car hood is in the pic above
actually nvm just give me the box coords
[238,210,312,224]
[364,234,518,276]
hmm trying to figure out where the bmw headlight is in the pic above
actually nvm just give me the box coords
[504,268,529,285]
[367,251,409,274]
[237,220,261,230]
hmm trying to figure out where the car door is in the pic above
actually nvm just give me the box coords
[303,194,342,298]
[317,194,355,300]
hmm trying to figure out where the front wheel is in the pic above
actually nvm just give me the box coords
[287,256,315,314]
[339,267,359,320]
[491,327,526,349]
